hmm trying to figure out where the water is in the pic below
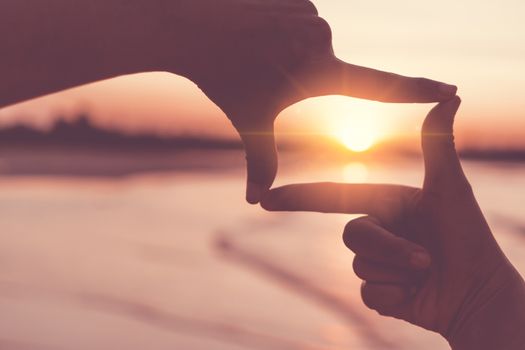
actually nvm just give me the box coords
[0,150,524,350]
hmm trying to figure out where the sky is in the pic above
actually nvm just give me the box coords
[0,0,524,149]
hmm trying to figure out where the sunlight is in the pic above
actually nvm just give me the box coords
[342,162,369,183]
[333,124,378,152]
[280,96,401,152]
[323,98,389,152]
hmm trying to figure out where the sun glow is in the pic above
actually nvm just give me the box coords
[329,101,386,152]
[333,123,378,152]
[297,96,393,153]
[287,96,395,152]
[342,162,369,182]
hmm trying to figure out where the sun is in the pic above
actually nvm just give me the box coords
[333,123,378,152]
[294,96,392,153]
[308,97,389,153]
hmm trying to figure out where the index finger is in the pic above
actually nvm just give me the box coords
[300,58,457,103]
[260,182,419,222]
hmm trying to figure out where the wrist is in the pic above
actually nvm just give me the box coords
[447,265,525,350]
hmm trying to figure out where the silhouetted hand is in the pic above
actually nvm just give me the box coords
[165,0,457,203]
[261,98,525,349]
[0,0,456,204]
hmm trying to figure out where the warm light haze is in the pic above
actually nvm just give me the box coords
[1,0,524,150]
[334,127,376,153]
[328,100,385,152]
[2,2,525,350]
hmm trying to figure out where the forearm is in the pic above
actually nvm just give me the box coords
[0,0,189,107]
[448,267,525,350]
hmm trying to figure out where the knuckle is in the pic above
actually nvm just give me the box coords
[375,307,391,317]
[352,257,366,279]
[360,283,378,311]
[302,0,319,15]
[312,16,332,42]
[360,283,392,317]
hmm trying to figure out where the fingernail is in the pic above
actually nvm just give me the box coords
[246,182,263,205]
[410,252,431,269]
[439,83,457,98]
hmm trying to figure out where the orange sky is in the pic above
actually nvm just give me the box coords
[0,0,524,149]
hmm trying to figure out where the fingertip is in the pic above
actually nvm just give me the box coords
[437,95,462,112]
[444,95,462,109]
[246,182,265,205]
[259,191,275,210]
[424,95,462,133]
[438,83,458,100]
[244,156,276,205]
[422,95,467,190]
[260,187,286,211]
[361,282,408,312]
[239,122,278,205]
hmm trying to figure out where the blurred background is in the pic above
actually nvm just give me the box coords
[0,0,524,349]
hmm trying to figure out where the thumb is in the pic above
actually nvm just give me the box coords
[422,96,468,192]
[238,122,278,204]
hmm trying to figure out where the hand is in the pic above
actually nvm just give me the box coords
[155,0,458,203]
[261,98,525,349]
[0,0,457,203]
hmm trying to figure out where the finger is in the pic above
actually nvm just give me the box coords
[280,15,333,65]
[353,256,420,283]
[295,16,333,54]
[253,0,318,15]
[280,0,320,15]
[361,281,410,316]
[421,97,470,193]
[239,123,278,205]
[260,182,418,222]
[296,0,318,15]
[344,217,431,270]
[298,58,457,103]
